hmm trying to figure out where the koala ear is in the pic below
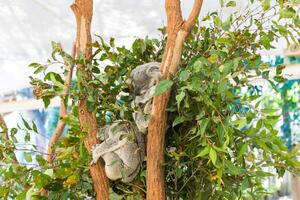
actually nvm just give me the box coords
[146,65,162,80]
[146,65,159,74]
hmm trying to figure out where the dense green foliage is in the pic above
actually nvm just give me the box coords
[0,0,300,199]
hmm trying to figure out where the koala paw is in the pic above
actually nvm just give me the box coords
[91,144,96,152]
[91,144,101,165]
[90,160,96,166]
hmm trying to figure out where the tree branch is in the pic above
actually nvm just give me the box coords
[0,114,9,141]
[147,0,203,199]
[0,114,18,164]
[47,43,76,163]
[71,1,109,199]
[183,0,204,32]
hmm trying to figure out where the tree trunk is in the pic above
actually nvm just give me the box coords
[292,174,300,199]
[71,1,109,199]
[146,0,203,199]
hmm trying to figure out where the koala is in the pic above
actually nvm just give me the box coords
[129,62,161,96]
[128,62,162,132]
[91,121,145,183]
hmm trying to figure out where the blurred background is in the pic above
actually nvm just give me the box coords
[0,0,299,199]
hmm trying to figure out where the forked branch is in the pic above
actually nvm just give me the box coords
[147,0,203,199]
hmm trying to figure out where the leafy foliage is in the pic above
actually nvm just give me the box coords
[0,0,300,199]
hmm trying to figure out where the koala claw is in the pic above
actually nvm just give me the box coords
[90,160,96,166]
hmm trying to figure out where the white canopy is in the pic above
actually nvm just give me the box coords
[0,0,287,93]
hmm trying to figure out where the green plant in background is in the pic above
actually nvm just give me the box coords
[0,0,300,199]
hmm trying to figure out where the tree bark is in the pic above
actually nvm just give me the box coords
[292,174,300,199]
[47,43,75,163]
[71,1,109,199]
[146,0,203,199]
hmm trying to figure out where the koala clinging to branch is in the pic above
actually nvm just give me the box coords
[91,121,145,183]
[91,62,160,182]
[128,62,162,132]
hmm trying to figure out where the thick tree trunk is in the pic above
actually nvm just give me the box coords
[146,0,203,199]
[71,1,109,199]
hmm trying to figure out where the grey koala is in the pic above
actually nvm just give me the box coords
[129,62,162,96]
[91,121,145,183]
[128,62,162,132]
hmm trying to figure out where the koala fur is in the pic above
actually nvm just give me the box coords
[129,62,162,132]
[91,62,161,182]
[91,121,145,182]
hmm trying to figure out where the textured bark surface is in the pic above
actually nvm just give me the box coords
[47,43,75,163]
[292,175,300,200]
[71,1,109,199]
[146,0,203,199]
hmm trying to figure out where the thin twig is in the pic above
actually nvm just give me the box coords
[47,43,76,163]
[0,114,18,164]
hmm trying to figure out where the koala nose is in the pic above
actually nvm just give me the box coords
[138,102,144,107]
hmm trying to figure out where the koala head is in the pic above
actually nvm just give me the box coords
[128,62,162,132]
[129,62,161,96]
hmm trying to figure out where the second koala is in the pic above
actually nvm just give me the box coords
[128,62,162,132]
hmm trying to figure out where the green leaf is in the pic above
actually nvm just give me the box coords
[261,108,277,113]
[257,140,271,152]
[36,155,47,166]
[110,189,124,200]
[219,0,225,7]
[209,148,217,165]
[109,37,115,47]
[262,0,270,11]
[42,97,51,108]
[194,146,210,158]
[64,174,79,186]
[154,80,173,96]
[226,1,236,7]
[176,91,185,107]
[50,73,65,88]
[208,54,218,63]
[198,118,209,136]
[32,121,38,133]
[16,191,27,200]
[238,143,247,158]
[261,34,271,49]
[232,118,247,129]
[21,117,32,130]
[254,171,274,177]
[213,16,222,27]
[216,37,231,45]
[24,152,32,162]
[225,160,245,175]
[33,66,44,74]
[179,70,190,81]
[222,14,233,31]
[29,62,42,68]
[0,187,9,198]
[173,116,189,127]
[279,9,296,19]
